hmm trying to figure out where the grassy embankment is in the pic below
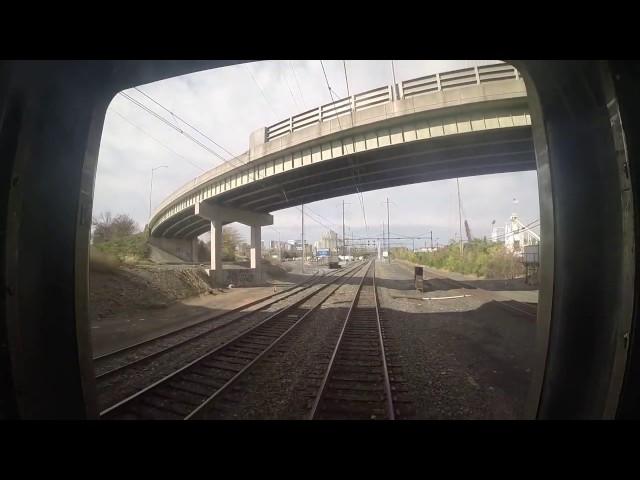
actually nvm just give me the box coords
[90,232,150,273]
[393,240,525,279]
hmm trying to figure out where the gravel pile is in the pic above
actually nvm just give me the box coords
[90,264,213,321]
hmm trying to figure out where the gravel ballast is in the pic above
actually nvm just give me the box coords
[376,261,536,419]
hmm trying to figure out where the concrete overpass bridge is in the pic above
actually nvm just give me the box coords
[148,63,534,282]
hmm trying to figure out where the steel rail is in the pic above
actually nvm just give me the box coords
[308,263,370,419]
[309,259,395,420]
[185,261,371,419]
[99,261,366,419]
[94,272,333,380]
[373,260,395,420]
[94,272,320,362]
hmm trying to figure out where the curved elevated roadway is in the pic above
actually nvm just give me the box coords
[147,63,535,280]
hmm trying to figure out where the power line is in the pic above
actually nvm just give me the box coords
[343,60,350,97]
[304,205,341,231]
[133,87,239,160]
[391,60,397,87]
[122,91,244,170]
[289,60,307,109]
[319,60,343,131]
[279,63,300,111]
[245,64,280,120]
[118,91,241,169]
[355,188,368,233]
[490,220,540,241]
[294,205,335,232]
[111,110,206,172]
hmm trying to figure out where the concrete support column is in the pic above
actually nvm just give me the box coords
[195,201,273,286]
[192,237,199,263]
[250,225,262,279]
[211,219,223,283]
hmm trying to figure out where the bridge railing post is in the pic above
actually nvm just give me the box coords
[475,66,480,84]
[318,105,323,124]
[289,116,293,134]
[436,72,442,91]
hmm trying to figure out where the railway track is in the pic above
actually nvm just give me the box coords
[309,260,397,420]
[93,269,345,380]
[100,261,368,420]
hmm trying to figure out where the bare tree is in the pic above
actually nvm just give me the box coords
[92,211,139,244]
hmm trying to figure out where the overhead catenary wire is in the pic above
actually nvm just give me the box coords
[118,91,244,170]
[319,60,343,131]
[490,219,541,242]
[279,63,301,111]
[133,87,239,160]
[245,63,281,120]
[111,110,206,173]
[343,60,350,97]
[391,60,398,97]
[305,205,341,231]
[289,60,307,109]
[295,205,339,233]
[119,91,230,164]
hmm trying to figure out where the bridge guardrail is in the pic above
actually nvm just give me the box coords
[151,62,523,229]
[266,62,520,142]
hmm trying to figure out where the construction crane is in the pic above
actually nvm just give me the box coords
[464,219,473,242]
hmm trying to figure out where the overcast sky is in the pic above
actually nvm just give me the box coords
[95,60,539,249]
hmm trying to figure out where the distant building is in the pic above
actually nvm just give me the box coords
[317,229,340,253]
[492,213,540,253]
[417,246,439,253]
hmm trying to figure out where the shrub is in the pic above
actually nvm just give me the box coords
[93,231,150,263]
[393,239,524,279]
[89,247,122,273]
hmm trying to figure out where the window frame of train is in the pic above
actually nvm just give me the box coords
[0,60,638,419]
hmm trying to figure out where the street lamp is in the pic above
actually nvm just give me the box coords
[149,165,168,221]
[270,225,281,261]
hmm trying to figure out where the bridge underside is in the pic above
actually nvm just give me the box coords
[152,126,535,239]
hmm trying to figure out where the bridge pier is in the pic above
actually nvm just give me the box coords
[250,225,262,280]
[195,202,273,285]
[210,218,224,284]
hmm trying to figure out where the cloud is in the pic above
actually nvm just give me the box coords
[94,60,538,246]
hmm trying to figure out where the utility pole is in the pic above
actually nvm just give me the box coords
[342,199,345,258]
[386,197,391,263]
[456,178,463,257]
[341,200,352,259]
[301,203,304,274]
[148,165,168,221]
